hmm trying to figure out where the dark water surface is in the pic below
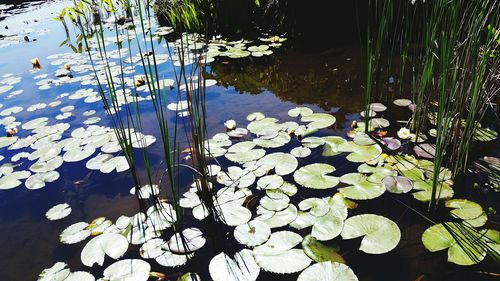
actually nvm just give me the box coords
[0,1,498,281]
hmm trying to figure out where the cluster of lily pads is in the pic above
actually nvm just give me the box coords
[35,100,499,280]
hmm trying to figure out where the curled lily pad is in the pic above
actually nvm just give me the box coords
[209,249,260,281]
[294,164,339,189]
[234,220,271,247]
[46,203,71,220]
[322,136,347,157]
[298,262,358,281]
[302,235,345,263]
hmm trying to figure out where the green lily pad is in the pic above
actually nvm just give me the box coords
[338,142,382,163]
[247,117,281,134]
[253,131,291,148]
[294,163,340,189]
[445,199,483,220]
[291,146,311,158]
[422,223,488,265]
[322,136,347,157]
[257,152,298,175]
[338,173,385,200]
[301,113,336,130]
[341,214,401,254]
[302,235,345,263]
[412,180,454,202]
[288,107,313,117]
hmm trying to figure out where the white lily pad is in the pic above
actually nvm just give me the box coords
[81,233,129,267]
[234,220,271,247]
[297,262,358,281]
[168,227,206,254]
[102,259,150,281]
[46,203,71,220]
[209,249,260,281]
[60,222,91,244]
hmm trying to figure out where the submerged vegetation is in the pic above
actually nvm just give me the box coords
[0,0,498,280]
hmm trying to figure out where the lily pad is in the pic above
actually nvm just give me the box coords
[337,142,382,163]
[294,164,340,189]
[445,199,483,220]
[209,249,260,281]
[102,259,150,281]
[234,220,271,247]
[81,233,129,266]
[297,262,358,281]
[338,173,385,200]
[302,235,345,263]
[341,214,401,254]
[168,228,206,254]
[382,176,413,194]
[46,203,71,220]
[256,152,298,175]
[412,180,454,202]
[422,223,488,265]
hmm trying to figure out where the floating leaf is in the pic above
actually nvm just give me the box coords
[46,203,71,220]
[338,173,385,200]
[234,220,271,247]
[393,99,412,106]
[60,222,91,244]
[322,136,347,157]
[81,233,129,266]
[302,235,345,263]
[294,164,340,189]
[102,259,150,281]
[209,249,260,281]
[301,113,336,130]
[341,214,401,254]
[337,142,382,163]
[257,152,298,175]
[37,262,70,281]
[291,146,311,158]
[288,107,313,117]
[297,261,358,281]
[312,210,344,241]
[382,176,413,194]
[422,223,487,265]
[168,228,206,254]
[412,180,454,202]
[445,199,483,220]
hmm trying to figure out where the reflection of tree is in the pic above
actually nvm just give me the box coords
[207,48,365,113]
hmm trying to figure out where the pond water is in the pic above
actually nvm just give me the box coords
[0,1,498,281]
